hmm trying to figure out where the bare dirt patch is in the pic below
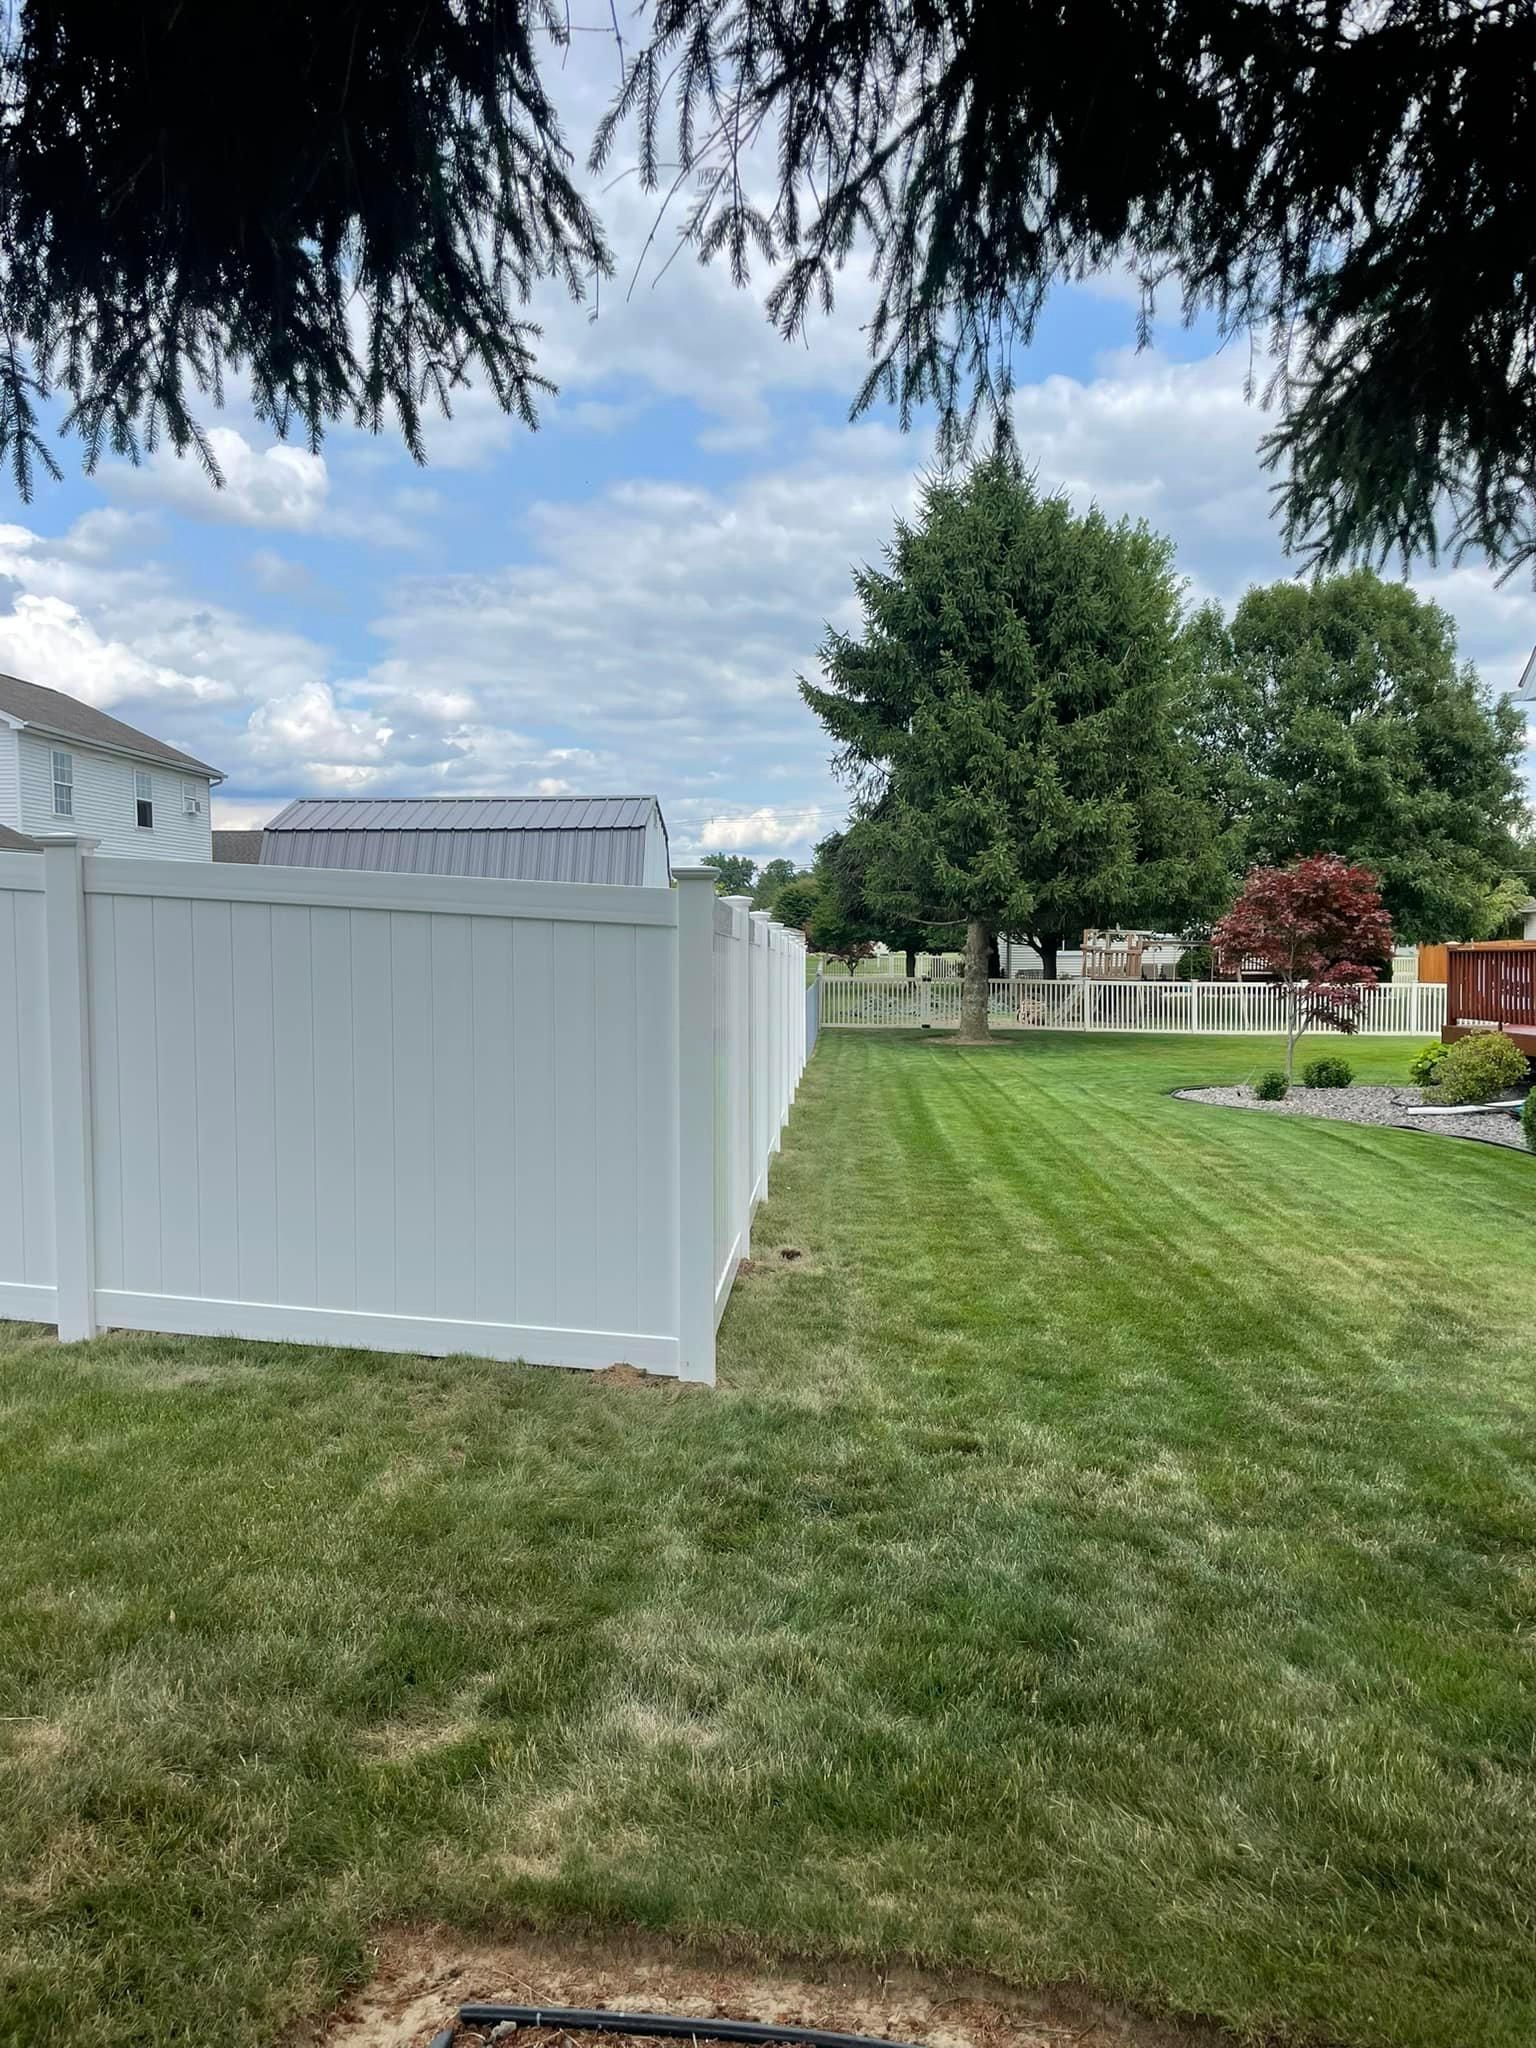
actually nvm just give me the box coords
[595,1364,668,1391]
[308,1926,1231,2048]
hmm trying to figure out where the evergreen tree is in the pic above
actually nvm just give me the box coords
[1187,571,1530,943]
[802,457,1228,1041]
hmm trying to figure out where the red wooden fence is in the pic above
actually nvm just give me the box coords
[1446,943,1536,1032]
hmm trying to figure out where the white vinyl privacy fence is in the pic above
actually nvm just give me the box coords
[819,974,1447,1036]
[0,849,806,1384]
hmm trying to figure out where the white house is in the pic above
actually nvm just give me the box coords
[0,672,222,859]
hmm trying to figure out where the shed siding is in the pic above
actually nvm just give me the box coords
[16,732,214,859]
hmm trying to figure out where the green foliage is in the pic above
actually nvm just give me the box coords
[802,457,1229,974]
[700,852,757,896]
[810,826,950,969]
[1302,1055,1355,1089]
[1176,943,1215,981]
[0,3,608,493]
[1188,573,1530,944]
[1427,1032,1531,1106]
[771,875,820,932]
[10,1,1536,579]
[1253,1070,1289,1101]
[1409,1041,1452,1086]
[611,2,1536,578]
[1523,1088,1536,1153]
[750,858,799,912]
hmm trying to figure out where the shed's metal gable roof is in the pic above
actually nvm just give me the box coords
[259,794,668,887]
[264,795,658,833]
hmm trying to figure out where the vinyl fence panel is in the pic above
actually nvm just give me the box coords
[0,847,811,1383]
[0,853,54,1319]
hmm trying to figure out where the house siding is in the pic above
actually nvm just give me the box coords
[0,728,18,828]
[16,731,213,859]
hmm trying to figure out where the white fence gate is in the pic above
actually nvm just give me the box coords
[818,974,1447,1036]
[0,848,807,1385]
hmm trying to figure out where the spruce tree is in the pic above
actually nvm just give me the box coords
[802,457,1229,1041]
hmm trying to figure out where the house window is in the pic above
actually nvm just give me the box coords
[134,769,154,830]
[51,749,73,817]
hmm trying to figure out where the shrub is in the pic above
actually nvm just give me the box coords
[1524,1089,1536,1153]
[1408,1040,1451,1085]
[1427,1031,1531,1106]
[1302,1055,1354,1088]
[1253,1070,1289,1101]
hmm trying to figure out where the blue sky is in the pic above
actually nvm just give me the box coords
[0,31,1531,865]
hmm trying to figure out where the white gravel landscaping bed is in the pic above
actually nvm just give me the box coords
[1174,1082,1531,1150]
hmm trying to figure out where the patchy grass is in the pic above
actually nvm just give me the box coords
[2,1030,1535,2048]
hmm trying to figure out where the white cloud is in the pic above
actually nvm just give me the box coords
[111,427,330,531]
[0,590,238,712]
[691,806,829,855]
[211,797,281,831]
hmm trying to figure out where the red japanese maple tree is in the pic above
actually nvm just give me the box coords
[1212,855,1395,1078]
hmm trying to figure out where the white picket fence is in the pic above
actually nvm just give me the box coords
[818,974,1447,1036]
[0,847,807,1384]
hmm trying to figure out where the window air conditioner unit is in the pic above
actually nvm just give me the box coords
[183,792,203,816]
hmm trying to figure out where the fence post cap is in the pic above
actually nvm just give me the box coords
[672,865,719,884]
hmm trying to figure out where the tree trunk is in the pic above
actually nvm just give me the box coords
[1037,935,1060,979]
[905,947,918,979]
[1285,984,1301,1079]
[956,919,992,1042]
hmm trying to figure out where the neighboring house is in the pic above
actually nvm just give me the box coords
[1520,897,1536,941]
[257,795,672,885]
[0,672,222,859]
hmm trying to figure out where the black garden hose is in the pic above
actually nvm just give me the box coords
[447,2003,923,2048]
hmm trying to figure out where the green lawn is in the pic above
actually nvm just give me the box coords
[3,1030,1535,2048]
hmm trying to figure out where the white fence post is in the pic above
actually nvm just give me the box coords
[723,895,754,1261]
[674,867,717,1385]
[42,838,98,1342]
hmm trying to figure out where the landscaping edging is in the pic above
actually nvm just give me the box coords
[1173,1082,1531,1151]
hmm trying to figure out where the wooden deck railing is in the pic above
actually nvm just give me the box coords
[1447,943,1536,1031]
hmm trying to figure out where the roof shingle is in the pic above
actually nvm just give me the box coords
[0,671,223,779]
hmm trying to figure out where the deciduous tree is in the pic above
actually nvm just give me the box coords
[699,852,757,896]
[750,858,799,912]
[1212,855,1394,1080]
[771,875,820,932]
[803,457,1228,1041]
[1187,572,1530,943]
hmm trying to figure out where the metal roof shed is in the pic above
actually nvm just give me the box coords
[259,795,671,887]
